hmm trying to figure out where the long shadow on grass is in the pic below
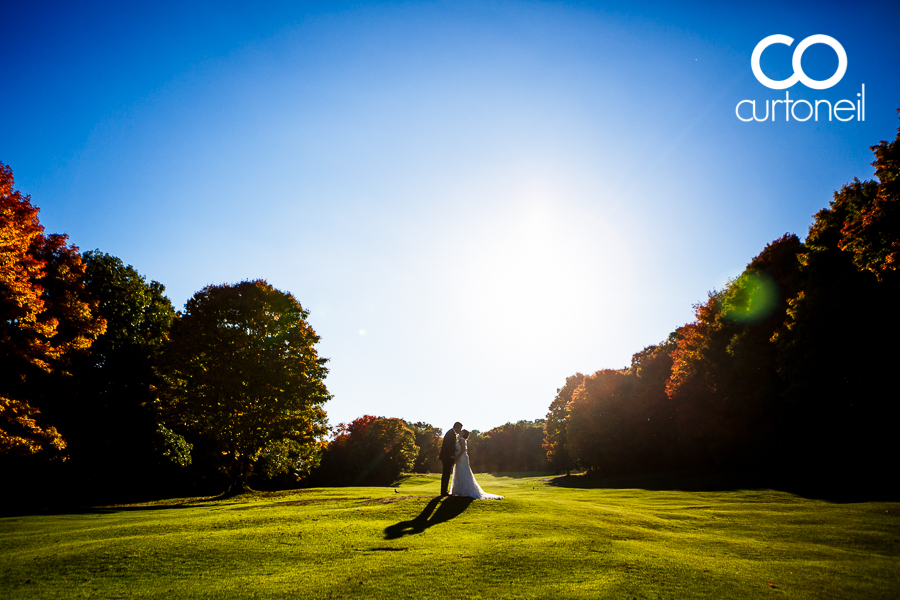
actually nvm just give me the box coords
[0,500,238,518]
[384,496,474,539]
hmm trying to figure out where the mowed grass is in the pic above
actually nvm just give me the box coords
[1,473,899,599]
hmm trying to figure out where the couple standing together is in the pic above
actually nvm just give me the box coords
[438,422,503,500]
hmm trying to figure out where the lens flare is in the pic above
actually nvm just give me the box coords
[722,270,779,324]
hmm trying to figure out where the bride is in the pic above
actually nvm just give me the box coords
[450,430,503,500]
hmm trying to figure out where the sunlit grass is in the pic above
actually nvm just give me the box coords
[1,473,898,599]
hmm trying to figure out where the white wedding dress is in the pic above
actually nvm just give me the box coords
[450,438,503,500]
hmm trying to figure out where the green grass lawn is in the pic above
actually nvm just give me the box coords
[1,473,898,599]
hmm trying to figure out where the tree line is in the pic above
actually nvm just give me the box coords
[307,416,549,486]
[1,162,550,503]
[542,120,900,493]
[4,120,895,501]
[1,164,331,501]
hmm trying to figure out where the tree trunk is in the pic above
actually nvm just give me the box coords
[223,454,252,496]
[224,478,251,496]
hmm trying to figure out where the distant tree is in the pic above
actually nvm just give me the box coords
[474,420,549,473]
[365,418,418,484]
[408,421,442,473]
[625,339,677,473]
[464,429,482,462]
[567,369,632,475]
[543,373,584,475]
[316,415,418,485]
[159,280,330,493]
[1,163,106,456]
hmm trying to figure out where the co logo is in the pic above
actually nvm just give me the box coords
[751,34,847,90]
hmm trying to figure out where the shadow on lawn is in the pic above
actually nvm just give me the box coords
[0,499,237,518]
[384,496,474,539]
[546,471,900,503]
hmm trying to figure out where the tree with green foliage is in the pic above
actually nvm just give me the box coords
[471,420,548,473]
[32,251,183,495]
[160,280,330,493]
[408,421,442,473]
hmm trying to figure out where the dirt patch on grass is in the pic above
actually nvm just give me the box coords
[229,497,360,510]
[364,495,437,504]
[275,497,361,507]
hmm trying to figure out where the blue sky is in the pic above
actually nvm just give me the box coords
[3,1,898,431]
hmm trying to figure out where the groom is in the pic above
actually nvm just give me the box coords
[439,422,462,497]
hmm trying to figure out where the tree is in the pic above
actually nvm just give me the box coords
[315,415,418,485]
[1,163,106,457]
[160,280,330,493]
[35,251,181,495]
[473,420,549,473]
[543,373,584,474]
[771,118,900,483]
[626,339,677,473]
[365,418,418,484]
[837,115,900,283]
[666,234,802,470]
[567,369,632,475]
[548,119,900,489]
[408,421,442,473]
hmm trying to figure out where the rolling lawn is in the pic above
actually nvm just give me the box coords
[1,473,898,599]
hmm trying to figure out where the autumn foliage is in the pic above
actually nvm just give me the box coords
[315,415,418,485]
[546,119,900,490]
[5,118,899,502]
[1,163,105,457]
[2,164,333,501]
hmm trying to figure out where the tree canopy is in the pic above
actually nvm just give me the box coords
[315,415,418,486]
[545,118,900,491]
[543,374,583,475]
[32,251,181,495]
[408,421,442,473]
[160,280,330,492]
[1,163,106,457]
[467,420,549,473]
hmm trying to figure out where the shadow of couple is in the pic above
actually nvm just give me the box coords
[383,496,474,540]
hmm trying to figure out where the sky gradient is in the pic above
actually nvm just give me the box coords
[3,0,899,431]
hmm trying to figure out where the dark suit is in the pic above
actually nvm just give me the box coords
[439,428,458,495]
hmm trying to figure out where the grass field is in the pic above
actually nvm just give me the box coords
[1,473,898,599]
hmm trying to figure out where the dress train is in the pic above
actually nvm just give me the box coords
[449,438,503,500]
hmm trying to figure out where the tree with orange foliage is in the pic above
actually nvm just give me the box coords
[546,119,900,487]
[1,163,106,456]
[315,415,418,485]
[566,369,633,475]
[665,234,801,469]
[543,373,583,475]
[837,112,900,283]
